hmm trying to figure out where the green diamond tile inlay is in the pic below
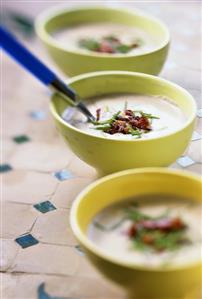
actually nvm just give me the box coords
[13,134,30,144]
[15,234,39,248]
[34,201,56,213]
[0,164,13,173]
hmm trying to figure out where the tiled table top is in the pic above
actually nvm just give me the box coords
[1,1,201,299]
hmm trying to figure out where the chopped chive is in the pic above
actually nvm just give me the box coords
[104,105,110,112]
[93,111,121,125]
[126,208,151,222]
[95,124,111,130]
[124,101,128,110]
[79,38,100,51]
[116,44,131,53]
[128,125,142,138]
[134,110,160,119]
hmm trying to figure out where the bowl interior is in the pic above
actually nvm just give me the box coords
[51,72,196,131]
[37,6,169,55]
[71,168,202,269]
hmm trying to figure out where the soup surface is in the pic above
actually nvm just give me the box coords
[62,94,187,140]
[88,195,202,268]
[53,23,157,55]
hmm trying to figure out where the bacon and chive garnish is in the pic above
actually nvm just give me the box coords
[78,35,142,54]
[91,108,160,138]
[126,206,189,252]
[94,203,190,253]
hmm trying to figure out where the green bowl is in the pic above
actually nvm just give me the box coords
[50,71,196,176]
[35,6,170,76]
[70,168,202,299]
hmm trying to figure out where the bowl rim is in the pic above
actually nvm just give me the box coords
[70,167,202,272]
[35,5,170,58]
[50,70,197,143]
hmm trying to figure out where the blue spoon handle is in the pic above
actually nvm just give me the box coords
[0,26,79,101]
[0,26,57,85]
[0,26,95,121]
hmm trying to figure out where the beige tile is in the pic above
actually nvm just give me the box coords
[195,119,202,132]
[2,58,48,113]
[1,3,202,299]
[11,244,80,276]
[9,142,74,171]
[1,140,16,163]
[187,140,202,163]
[2,170,58,204]
[52,177,94,208]
[32,209,76,246]
[75,253,102,279]
[186,163,202,175]
[1,273,38,299]
[46,275,125,298]
[27,112,63,143]
[0,240,19,271]
[1,202,37,238]
[2,108,30,137]
[163,67,201,92]
[69,155,97,178]
[2,273,124,299]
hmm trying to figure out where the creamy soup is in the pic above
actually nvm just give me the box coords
[53,23,157,55]
[62,94,187,140]
[88,196,202,268]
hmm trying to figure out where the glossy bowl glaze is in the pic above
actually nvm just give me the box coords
[50,71,196,175]
[70,168,202,299]
[35,6,170,76]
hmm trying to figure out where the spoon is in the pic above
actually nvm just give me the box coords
[0,26,95,123]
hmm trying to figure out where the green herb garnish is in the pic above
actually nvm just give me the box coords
[128,126,142,138]
[95,124,111,131]
[116,44,131,53]
[134,111,160,119]
[92,107,159,138]
[127,207,189,252]
[79,38,100,51]
[92,111,121,126]
[78,35,142,54]
[154,231,187,251]
[127,208,151,222]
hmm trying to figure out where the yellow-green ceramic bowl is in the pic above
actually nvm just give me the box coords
[70,168,202,299]
[50,71,196,175]
[35,6,170,76]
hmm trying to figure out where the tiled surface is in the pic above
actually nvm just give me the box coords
[32,209,76,246]
[2,170,58,204]
[1,1,201,299]
[15,234,39,249]
[33,200,56,213]
[2,273,123,299]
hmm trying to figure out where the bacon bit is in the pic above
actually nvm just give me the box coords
[131,116,151,131]
[116,116,129,121]
[142,234,154,245]
[131,42,139,48]
[170,217,186,230]
[127,224,137,237]
[140,220,157,230]
[98,41,115,53]
[96,108,101,121]
[140,217,186,232]
[94,107,158,136]
[106,120,129,135]
[125,109,134,116]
